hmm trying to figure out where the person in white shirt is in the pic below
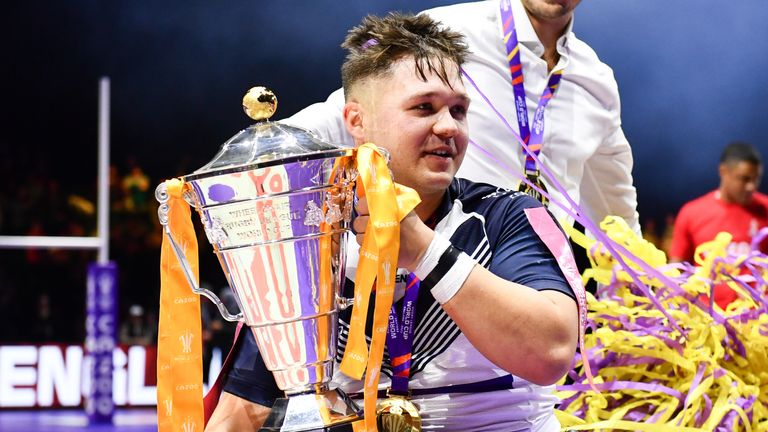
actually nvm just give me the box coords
[284,0,640,234]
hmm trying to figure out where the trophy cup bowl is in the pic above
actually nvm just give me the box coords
[156,87,361,431]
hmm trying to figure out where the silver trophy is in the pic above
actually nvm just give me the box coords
[156,87,361,431]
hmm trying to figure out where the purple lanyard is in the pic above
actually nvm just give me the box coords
[385,273,421,395]
[500,0,564,174]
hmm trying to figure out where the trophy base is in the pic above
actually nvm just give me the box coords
[259,388,361,432]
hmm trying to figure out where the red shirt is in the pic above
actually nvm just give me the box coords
[670,191,768,308]
[670,191,768,262]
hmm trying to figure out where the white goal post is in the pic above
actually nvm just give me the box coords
[0,77,111,263]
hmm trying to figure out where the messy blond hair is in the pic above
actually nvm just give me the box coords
[341,12,469,96]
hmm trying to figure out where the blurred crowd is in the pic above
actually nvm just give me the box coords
[0,156,230,349]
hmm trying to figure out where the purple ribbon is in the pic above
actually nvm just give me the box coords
[500,0,564,174]
[385,273,421,394]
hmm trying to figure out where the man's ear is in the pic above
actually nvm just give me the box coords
[718,163,728,180]
[343,100,366,143]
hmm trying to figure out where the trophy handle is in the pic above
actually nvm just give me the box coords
[156,183,244,323]
[337,296,354,310]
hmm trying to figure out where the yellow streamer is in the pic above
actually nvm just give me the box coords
[557,216,768,431]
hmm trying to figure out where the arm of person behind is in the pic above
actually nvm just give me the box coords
[580,126,641,235]
[279,88,354,147]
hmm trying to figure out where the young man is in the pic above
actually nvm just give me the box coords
[207,12,580,431]
[670,142,768,307]
[284,0,640,234]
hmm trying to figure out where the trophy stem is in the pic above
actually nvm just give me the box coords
[285,383,329,397]
[259,388,361,432]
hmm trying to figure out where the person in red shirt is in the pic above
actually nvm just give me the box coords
[669,141,768,308]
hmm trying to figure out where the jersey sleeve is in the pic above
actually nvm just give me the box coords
[221,329,282,407]
[487,193,575,299]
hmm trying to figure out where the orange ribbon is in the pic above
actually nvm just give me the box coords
[338,143,421,431]
[157,179,204,432]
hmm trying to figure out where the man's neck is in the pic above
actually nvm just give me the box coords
[414,192,443,222]
[716,188,749,206]
[524,10,573,71]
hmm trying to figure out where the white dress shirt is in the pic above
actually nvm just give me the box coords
[283,0,640,233]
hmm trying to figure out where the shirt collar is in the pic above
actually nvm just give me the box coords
[503,0,575,56]
[432,179,458,224]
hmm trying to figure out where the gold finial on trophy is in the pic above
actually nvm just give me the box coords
[242,86,277,121]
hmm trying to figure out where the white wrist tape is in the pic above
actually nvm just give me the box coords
[429,251,475,304]
[413,233,452,281]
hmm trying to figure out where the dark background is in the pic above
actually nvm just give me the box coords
[5,0,768,219]
[1,0,767,342]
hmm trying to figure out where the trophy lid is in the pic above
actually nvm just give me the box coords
[186,86,352,181]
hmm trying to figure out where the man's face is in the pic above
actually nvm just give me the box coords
[521,0,582,20]
[351,57,470,199]
[719,160,762,205]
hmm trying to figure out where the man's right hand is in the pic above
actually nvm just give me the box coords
[352,196,434,270]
